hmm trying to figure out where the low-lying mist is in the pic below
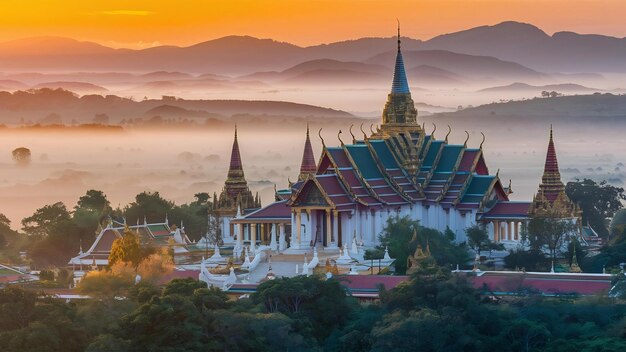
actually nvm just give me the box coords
[1,119,624,230]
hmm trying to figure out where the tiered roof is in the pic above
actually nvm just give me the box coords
[289,133,508,214]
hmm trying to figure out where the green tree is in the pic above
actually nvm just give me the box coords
[21,202,71,237]
[377,216,469,273]
[565,179,625,237]
[123,191,174,225]
[73,190,112,248]
[527,214,578,261]
[11,147,31,166]
[378,216,419,274]
[466,224,490,256]
[252,275,352,342]
[503,319,551,352]
[609,208,626,237]
[118,294,207,351]
[504,249,549,272]
[108,228,145,268]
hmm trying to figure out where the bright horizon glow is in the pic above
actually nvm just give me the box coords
[0,0,625,49]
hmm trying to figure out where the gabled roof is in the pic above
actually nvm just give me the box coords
[234,200,292,221]
[481,201,531,220]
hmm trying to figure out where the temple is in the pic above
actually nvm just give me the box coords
[216,126,261,243]
[226,29,586,252]
[69,217,191,268]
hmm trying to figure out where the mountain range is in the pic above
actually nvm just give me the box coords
[0,21,625,75]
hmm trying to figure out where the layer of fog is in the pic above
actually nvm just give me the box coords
[1,121,624,230]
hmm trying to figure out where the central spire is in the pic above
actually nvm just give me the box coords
[391,22,410,94]
[378,21,419,133]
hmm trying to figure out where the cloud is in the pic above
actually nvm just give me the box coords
[100,10,153,16]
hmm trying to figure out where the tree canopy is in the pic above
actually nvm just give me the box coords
[565,178,625,237]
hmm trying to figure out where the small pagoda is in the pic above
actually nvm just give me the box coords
[529,127,579,218]
[216,126,261,218]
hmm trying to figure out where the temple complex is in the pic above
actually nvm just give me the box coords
[224,29,588,253]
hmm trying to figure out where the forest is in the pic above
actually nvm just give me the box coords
[1,259,626,351]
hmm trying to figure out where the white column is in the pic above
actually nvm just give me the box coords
[237,223,244,246]
[250,223,257,252]
[279,223,286,251]
[330,210,339,248]
[294,210,301,249]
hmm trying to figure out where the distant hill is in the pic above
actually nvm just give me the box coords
[407,65,466,85]
[0,88,354,124]
[478,82,598,93]
[366,50,545,82]
[420,21,626,73]
[439,93,626,121]
[1,22,626,74]
[143,105,215,118]
[32,81,108,93]
[0,79,28,90]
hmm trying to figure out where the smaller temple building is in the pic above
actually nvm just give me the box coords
[68,217,191,268]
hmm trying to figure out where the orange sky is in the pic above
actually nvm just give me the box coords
[1,0,624,48]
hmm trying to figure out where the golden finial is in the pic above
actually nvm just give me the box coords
[338,129,344,146]
[479,132,485,149]
[306,122,310,137]
[349,124,356,143]
[369,124,375,134]
[463,131,470,147]
[445,125,451,143]
[288,177,293,187]
[359,123,367,139]
[318,128,325,147]
[431,123,437,139]
[397,19,401,51]
[496,168,500,177]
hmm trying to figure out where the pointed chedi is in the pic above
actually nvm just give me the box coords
[298,123,317,181]
[216,126,261,217]
[529,126,577,217]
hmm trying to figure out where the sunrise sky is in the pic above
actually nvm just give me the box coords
[1,0,625,48]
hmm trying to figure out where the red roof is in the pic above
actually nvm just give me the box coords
[483,202,531,218]
[243,201,292,220]
[470,272,611,296]
[337,275,408,291]
[328,148,352,168]
[458,150,478,172]
[157,270,201,286]
[93,229,121,252]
